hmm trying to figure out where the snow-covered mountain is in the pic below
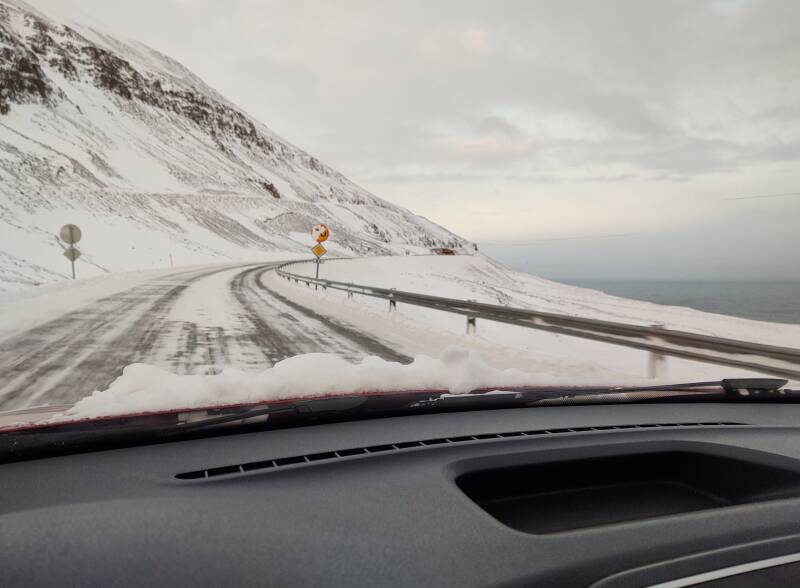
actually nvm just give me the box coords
[0,0,468,290]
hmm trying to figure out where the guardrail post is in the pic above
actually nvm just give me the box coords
[466,316,477,335]
[648,352,665,379]
[389,299,397,312]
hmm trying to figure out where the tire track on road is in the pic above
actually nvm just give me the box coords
[246,266,411,363]
[0,262,410,412]
[0,265,253,409]
[228,264,301,363]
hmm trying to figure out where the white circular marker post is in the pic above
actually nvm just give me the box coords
[59,224,83,279]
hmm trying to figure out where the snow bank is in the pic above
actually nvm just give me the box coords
[291,255,800,351]
[47,346,552,422]
[279,256,800,382]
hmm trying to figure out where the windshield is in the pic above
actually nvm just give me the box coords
[1,0,799,437]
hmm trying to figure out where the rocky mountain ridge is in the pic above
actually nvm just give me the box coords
[0,0,467,289]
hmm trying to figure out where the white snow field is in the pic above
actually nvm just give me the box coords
[1,254,798,425]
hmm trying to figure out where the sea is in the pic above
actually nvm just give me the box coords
[557,280,800,326]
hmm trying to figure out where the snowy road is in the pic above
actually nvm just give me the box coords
[0,262,409,410]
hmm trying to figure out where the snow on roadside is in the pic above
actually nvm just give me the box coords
[43,346,564,422]
[264,269,633,380]
[276,256,799,382]
[289,255,800,349]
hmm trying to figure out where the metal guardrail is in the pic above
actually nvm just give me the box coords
[276,261,800,380]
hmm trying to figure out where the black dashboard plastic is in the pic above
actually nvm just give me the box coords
[457,449,800,533]
[5,403,800,587]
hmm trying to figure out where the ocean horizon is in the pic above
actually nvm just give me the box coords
[549,278,800,326]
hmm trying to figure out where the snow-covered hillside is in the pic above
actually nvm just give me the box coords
[0,0,467,290]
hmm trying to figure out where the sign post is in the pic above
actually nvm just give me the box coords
[310,224,330,290]
[59,224,83,280]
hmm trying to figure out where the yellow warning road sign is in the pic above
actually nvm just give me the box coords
[312,243,327,258]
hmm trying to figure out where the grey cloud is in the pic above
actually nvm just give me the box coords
[27,0,800,278]
[32,0,800,178]
[130,1,800,178]
[468,115,526,140]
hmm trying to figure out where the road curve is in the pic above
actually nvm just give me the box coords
[0,262,410,411]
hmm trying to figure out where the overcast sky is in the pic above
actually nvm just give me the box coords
[33,0,800,279]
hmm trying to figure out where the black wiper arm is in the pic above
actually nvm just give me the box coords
[413,378,794,411]
[522,377,791,400]
[168,396,369,434]
[533,378,789,396]
[720,378,790,396]
[410,392,525,411]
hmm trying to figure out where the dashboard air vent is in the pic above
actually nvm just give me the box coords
[175,422,742,480]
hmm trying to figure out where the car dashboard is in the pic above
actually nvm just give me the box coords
[4,402,800,587]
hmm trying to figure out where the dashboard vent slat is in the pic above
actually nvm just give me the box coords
[175,422,743,480]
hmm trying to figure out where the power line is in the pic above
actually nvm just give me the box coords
[725,192,800,201]
[479,233,637,245]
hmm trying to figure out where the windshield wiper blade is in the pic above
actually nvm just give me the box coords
[0,397,377,464]
[538,378,789,395]
[165,396,370,435]
[414,378,794,410]
[523,377,790,399]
